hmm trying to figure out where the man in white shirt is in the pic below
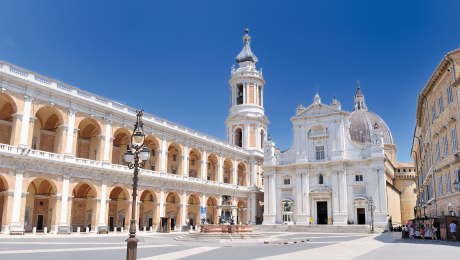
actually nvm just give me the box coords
[449,221,457,242]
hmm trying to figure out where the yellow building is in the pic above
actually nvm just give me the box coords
[0,30,266,235]
[412,48,460,219]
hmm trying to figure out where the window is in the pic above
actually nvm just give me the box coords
[447,85,453,104]
[355,175,363,182]
[435,141,440,161]
[456,169,460,183]
[191,159,195,166]
[432,104,436,122]
[173,155,176,161]
[452,128,458,151]
[438,175,443,196]
[442,135,448,156]
[151,150,155,157]
[446,172,451,193]
[151,165,155,171]
[315,146,325,160]
[283,178,291,185]
[172,169,177,175]
[438,96,444,113]
[319,174,324,185]
[235,128,243,147]
[237,84,244,105]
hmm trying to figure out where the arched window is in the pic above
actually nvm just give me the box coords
[237,84,244,105]
[319,174,324,185]
[235,128,243,147]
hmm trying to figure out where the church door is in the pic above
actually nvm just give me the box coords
[357,208,366,224]
[317,202,328,224]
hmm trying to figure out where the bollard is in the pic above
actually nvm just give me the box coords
[149,226,153,232]
[77,227,80,233]
[86,227,89,233]
[44,227,48,234]
[121,227,124,232]
[33,227,36,234]
[114,227,117,233]
[143,226,146,232]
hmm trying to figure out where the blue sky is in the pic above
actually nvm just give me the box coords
[2,0,460,162]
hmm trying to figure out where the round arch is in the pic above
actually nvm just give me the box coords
[165,192,181,231]
[112,127,131,165]
[223,158,233,184]
[186,194,200,228]
[139,189,158,229]
[107,186,130,231]
[76,118,102,160]
[24,177,58,233]
[144,135,160,171]
[32,106,65,153]
[188,148,201,178]
[167,142,182,175]
[238,162,248,186]
[237,199,248,224]
[70,182,97,232]
[206,196,218,224]
[0,93,18,145]
[207,154,218,181]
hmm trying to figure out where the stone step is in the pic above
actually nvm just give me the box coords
[253,225,371,233]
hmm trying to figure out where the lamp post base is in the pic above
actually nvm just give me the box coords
[126,236,138,260]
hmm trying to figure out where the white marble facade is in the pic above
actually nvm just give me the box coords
[263,87,396,228]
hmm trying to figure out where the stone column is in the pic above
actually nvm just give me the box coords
[304,173,310,218]
[18,96,33,148]
[65,109,76,156]
[217,157,223,183]
[9,171,24,234]
[250,160,256,187]
[160,138,167,172]
[233,160,238,185]
[182,146,189,177]
[98,182,108,230]
[159,189,165,218]
[102,120,112,162]
[57,177,70,233]
[200,150,207,180]
[250,193,257,224]
[181,191,187,227]
[244,123,249,149]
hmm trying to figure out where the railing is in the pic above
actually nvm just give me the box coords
[0,143,250,191]
[0,61,249,156]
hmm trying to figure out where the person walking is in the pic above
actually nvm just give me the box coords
[409,225,415,240]
[449,221,457,242]
[431,225,438,240]
[420,224,425,240]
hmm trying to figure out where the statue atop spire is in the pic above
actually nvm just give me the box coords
[235,28,259,64]
[353,80,367,111]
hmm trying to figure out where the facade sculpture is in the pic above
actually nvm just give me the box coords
[263,85,415,229]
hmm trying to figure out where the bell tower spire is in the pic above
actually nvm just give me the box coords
[353,80,367,111]
[226,29,268,152]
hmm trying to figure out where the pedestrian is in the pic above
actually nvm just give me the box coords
[402,225,407,239]
[449,221,457,242]
[431,225,438,240]
[420,224,425,240]
[409,225,415,240]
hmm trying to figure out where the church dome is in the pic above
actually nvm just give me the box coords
[348,82,394,145]
[235,29,258,64]
[348,109,394,145]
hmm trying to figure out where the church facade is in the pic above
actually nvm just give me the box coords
[263,87,414,229]
[0,30,266,234]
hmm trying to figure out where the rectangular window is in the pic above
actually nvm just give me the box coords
[432,104,436,122]
[438,175,443,196]
[442,135,448,156]
[151,165,155,171]
[447,85,453,104]
[456,169,460,183]
[435,141,440,161]
[191,160,195,166]
[452,128,458,151]
[446,172,451,193]
[315,146,325,160]
[438,96,444,113]
[283,178,290,185]
[355,175,363,182]
[173,155,176,161]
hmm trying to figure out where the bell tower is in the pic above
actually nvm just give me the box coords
[226,29,268,152]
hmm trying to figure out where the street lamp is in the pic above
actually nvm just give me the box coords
[367,197,376,232]
[123,110,150,260]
